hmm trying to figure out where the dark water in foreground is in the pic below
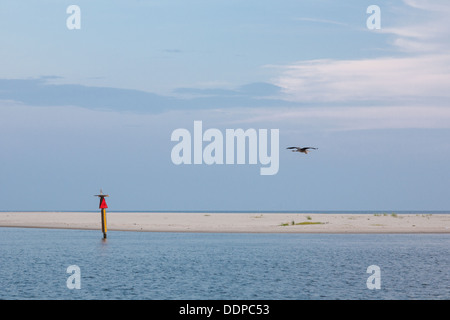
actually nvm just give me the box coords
[0,227,449,299]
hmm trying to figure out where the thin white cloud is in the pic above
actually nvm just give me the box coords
[294,17,348,27]
[383,0,450,53]
[402,0,450,12]
[270,1,450,105]
[272,54,450,103]
[219,105,450,132]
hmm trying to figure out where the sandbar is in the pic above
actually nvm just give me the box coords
[0,212,449,233]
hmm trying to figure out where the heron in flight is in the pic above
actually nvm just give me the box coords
[287,146,318,154]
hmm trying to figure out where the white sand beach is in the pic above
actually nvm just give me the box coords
[0,212,449,233]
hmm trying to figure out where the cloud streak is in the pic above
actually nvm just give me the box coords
[0,78,290,113]
[383,0,450,53]
[228,105,450,132]
[270,1,450,106]
[294,17,348,27]
[272,54,450,104]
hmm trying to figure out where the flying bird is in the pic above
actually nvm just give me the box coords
[287,146,318,154]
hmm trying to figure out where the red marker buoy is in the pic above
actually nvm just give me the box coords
[94,189,109,239]
[99,197,108,209]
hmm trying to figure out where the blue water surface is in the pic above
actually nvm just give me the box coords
[0,227,449,299]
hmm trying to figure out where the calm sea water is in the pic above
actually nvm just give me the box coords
[0,227,449,300]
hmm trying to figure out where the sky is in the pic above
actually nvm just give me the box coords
[0,0,449,211]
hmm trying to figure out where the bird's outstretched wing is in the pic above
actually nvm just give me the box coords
[286,147,300,150]
[304,147,318,150]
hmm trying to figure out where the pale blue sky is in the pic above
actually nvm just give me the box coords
[0,0,390,93]
[0,1,449,211]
